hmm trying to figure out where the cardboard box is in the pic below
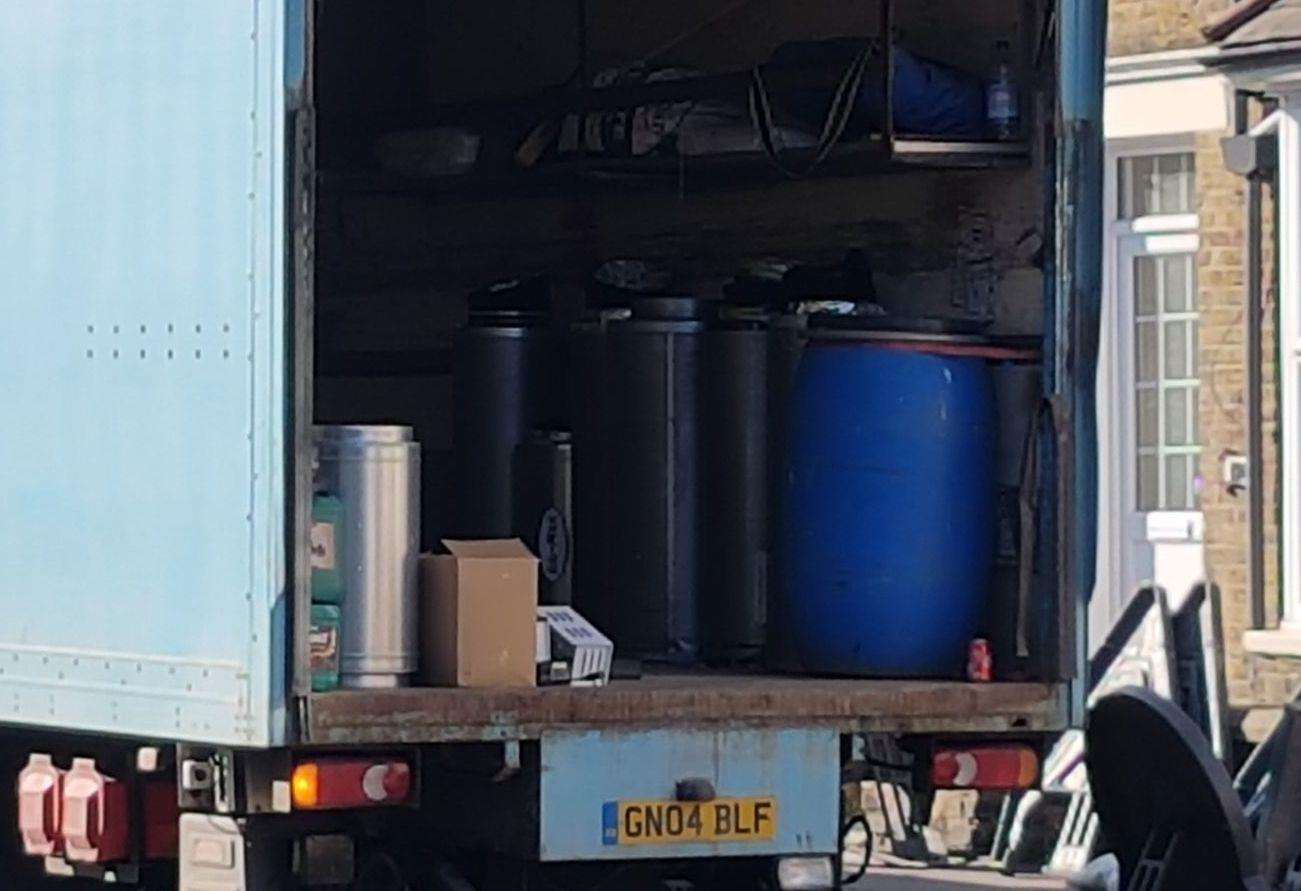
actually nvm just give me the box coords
[420,539,538,687]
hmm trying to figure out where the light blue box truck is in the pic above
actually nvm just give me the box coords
[0,1,1104,887]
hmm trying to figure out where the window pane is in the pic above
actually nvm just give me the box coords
[1165,320,1190,379]
[1163,255,1192,312]
[1165,454,1191,509]
[1119,153,1195,218]
[1120,156,1154,218]
[1127,240,1202,515]
[1157,154,1193,214]
[1118,155,1137,217]
[1165,153,1186,213]
[1136,321,1158,382]
[1142,157,1160,216]
[1138,388,1158,447]
[1135,257,1158,315]
[1165,387,1190,446]
[1138,454,1159,510]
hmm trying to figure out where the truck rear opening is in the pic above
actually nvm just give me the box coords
[306,0,1074,706]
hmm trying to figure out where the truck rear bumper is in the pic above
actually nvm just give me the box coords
[302,672,1070,745]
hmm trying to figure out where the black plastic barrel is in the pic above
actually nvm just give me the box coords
[703,309,769,663]
[513,430,573,606]
[600,298,706,662]
[452,311,560,537]
[764,312,806,671]
[570,315,614,633]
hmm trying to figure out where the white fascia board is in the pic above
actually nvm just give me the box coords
[1107,46,1219,84]
[1105,73,1233,139]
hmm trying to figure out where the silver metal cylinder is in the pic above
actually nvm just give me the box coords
[313,425,420,689]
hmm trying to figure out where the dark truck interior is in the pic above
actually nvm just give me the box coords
[303,0,1071,740]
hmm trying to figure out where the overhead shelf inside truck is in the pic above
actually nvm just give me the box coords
[321,137,1031,200]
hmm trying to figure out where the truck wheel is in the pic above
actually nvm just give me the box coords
[839,814,871,885]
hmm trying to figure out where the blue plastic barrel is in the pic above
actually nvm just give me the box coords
[780,340,996,676]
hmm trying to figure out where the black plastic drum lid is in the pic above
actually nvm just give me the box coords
[626,296,708,322]
[713,305,773,329]
[1087,686,1267,890]
[465,309,548,331]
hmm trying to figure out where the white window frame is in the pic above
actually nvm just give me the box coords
[1099,135,1202,615]
[1117,232,1202,514]
[1273,96,1301,629]
[1236,91,1301,652]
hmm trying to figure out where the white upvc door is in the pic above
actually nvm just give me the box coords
[1113,230,1205,610]
[1096,142,1206,645]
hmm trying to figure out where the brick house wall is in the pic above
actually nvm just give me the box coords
[1194,130,1289,710]
[1108,0,1298,716]
[1108,0,1234,55]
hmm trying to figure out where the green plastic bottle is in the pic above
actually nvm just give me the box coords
[310,603,342,693]
[311,495,345,605]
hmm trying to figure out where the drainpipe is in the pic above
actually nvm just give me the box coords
[1246,109,1267,632]
[1223,97,1277,629]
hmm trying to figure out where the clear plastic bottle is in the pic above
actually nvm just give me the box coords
[987,40,1019,141]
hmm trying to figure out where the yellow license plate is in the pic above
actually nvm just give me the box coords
[602,797,778,846]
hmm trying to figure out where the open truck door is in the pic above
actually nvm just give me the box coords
[0,2,293,747]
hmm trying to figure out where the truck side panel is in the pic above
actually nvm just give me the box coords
[0,2,288,747]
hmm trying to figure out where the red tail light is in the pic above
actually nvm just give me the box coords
[931,744,1039,791]
[143,778,180,860]
[17,754,64,856]
[291,758,412,810]
[61,758,129,863]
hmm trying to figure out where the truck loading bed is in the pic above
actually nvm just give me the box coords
[304,672,1069,744]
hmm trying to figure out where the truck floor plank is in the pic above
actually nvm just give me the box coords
[305,673,1069,744]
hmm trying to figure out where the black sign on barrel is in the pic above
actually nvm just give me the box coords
[513,429,573,606]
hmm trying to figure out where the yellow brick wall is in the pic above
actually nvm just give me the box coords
[1240,164,1289,708]
[1193,127,1293,709]
[1107,0,1235,56]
